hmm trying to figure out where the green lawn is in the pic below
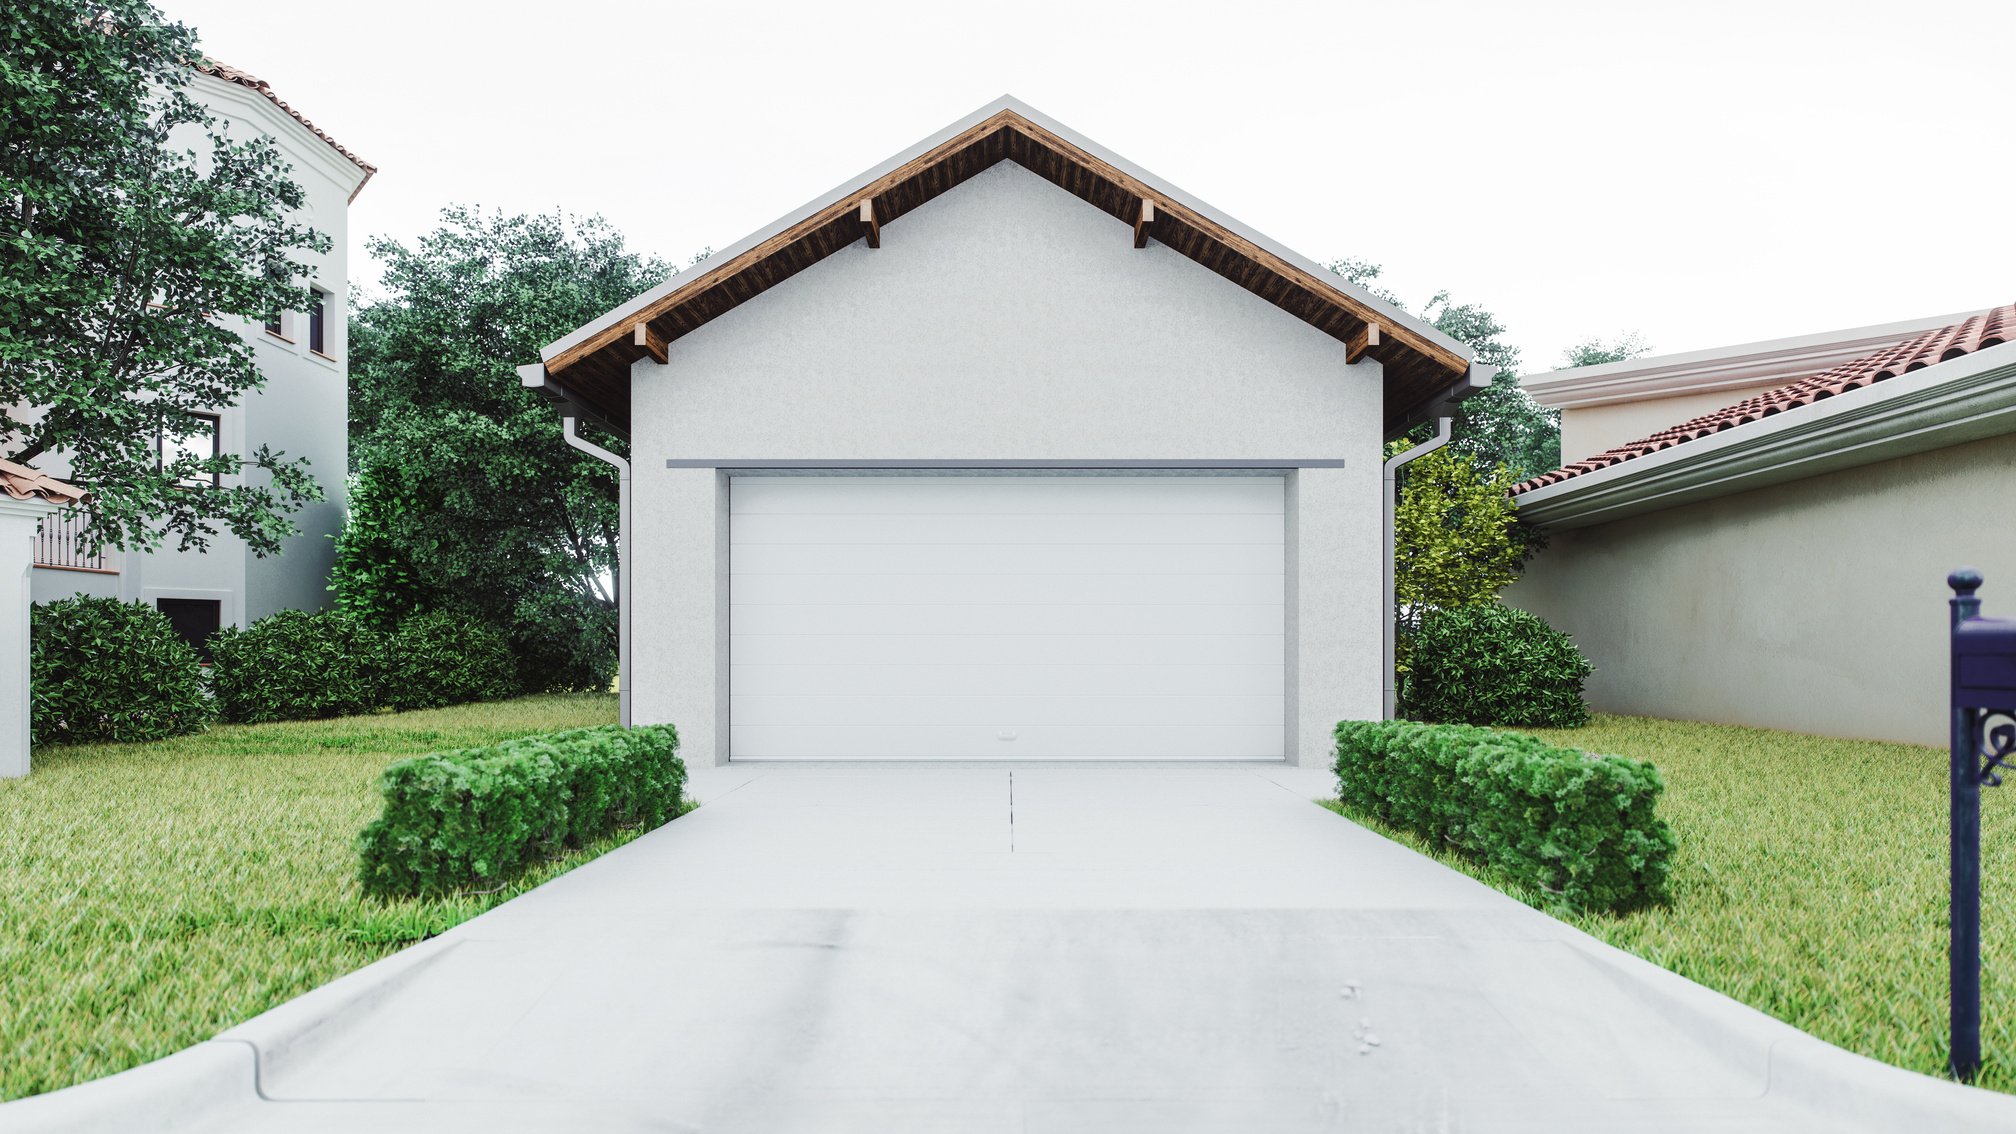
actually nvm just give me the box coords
[0,694,634,1102]
[1324,714,2016,1092]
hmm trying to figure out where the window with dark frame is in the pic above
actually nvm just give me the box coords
[159,413,222,488]
[264,312,284,338]
[308,289,327,354]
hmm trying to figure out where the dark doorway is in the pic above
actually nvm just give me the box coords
[157,598,222,662]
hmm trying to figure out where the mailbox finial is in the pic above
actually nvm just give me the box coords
[1952,568,1985,597]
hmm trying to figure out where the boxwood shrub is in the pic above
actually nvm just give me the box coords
[357,724,683,899]
[1403,601,1593,727]
[209,609,389,723]
[30,596,210,744]
[384,610,518,712]
[1334,719,1674,913]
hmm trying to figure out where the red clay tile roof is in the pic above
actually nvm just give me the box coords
[1511,302,2016,495]
[0,460,85,505]
[192,58,376,198]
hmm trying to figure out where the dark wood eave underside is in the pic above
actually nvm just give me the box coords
[541,110,1472,436]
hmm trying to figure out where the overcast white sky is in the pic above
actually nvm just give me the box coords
[166,0,2014,374]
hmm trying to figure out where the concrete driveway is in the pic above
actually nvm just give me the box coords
[8,763,2016,1133]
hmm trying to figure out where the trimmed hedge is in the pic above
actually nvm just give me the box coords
[1403,601,1593,728]
[357,724,683,899]
[209,609,388,723]
[1334,719,1674,913]
[30,596,210,744]
[384,610,517,711]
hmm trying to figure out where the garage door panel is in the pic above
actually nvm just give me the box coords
[732,542,1283,577]
[729,633,1287,667]
[727,475,1287,761]
[731,694,1284,727]
[731,602,1282,637]
[732,572,1284,606]
[728,725,1287,760]
[731,476,1285,515]
[732,662,1284,697]
[729,511,1283,547]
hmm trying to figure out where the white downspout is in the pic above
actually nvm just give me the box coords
[1381,417,1452,721]
[562,412,632,728]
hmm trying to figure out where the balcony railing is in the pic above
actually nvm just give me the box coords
[35,510,113,573]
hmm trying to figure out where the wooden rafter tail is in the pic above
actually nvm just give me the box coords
[859,198,881,249]
[633,321,668,365]
[1133,199,1155,248]
[1346,322,1382,365]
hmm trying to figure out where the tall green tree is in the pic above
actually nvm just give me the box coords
[342,208,671,690]
[1,0,329,553]
[1328,259,1636,483]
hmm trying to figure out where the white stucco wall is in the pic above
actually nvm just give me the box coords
[631,162,1384,764]
[1508,430,2016,746]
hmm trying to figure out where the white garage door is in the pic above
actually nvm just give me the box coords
[729,474,1285,760]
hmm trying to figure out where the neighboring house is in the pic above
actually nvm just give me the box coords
[1509,303,2015,746]
[28,60,374,655]
[519,96,1492,766]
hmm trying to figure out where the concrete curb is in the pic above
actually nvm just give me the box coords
[1546,919,2016,1132]
[0,1040,259,1133]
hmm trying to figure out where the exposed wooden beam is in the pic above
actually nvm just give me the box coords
[1346,322,1382,365]
[633,321,668,365]
[1133,198,1155,248]
[859,198,881,249]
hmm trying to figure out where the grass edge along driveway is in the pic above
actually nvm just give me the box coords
[1322,713,2016,1094]
[0,693,659,1102]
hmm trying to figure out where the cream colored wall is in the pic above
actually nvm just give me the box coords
[1559,382,1785,464]
[1507,430,2016,746]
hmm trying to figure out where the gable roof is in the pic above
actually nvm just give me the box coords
[1512,302,2016,496]
[193,59,376,200]
[530,96,1480,439]
[0,460,84,506]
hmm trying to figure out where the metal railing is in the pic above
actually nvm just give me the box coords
[34,510,113,573]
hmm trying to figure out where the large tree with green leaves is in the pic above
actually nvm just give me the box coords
[341,208,673,691]
[1326,258,1562,481]
[1,0,329,554]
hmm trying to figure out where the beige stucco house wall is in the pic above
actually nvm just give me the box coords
[1510,314,2016,747]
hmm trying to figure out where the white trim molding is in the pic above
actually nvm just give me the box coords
[1521,309,1985,411]
[1516,342,2016,529]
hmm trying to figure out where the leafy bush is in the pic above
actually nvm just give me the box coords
[30,596,210,744]
[209,609,388,723]
[1403,601,1592,727]
[384,610,517,711]
[1334,720,1673,913]
[357,724,683,899]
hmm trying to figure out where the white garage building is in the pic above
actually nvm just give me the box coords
[521,98,1487,765]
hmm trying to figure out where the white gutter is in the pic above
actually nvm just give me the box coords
[1515,341,2016,530]
[1381,418,1452,720]
[560,412,632,729]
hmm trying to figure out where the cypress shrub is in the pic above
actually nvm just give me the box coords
[30,596,210,744]
[1334,719,1674,913]
[1404,601,1593,727]
[383,610,517,711]
[209,609,389,723]
[357,724,683,899]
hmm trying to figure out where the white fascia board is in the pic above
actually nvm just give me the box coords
[1514,341,2016,529]
[541,96,1469,366]
[187,72,369,203]
[0,496,58,519]
[1520,309,1986,411]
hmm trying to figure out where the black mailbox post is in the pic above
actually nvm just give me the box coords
[1949,568,2016,1081]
